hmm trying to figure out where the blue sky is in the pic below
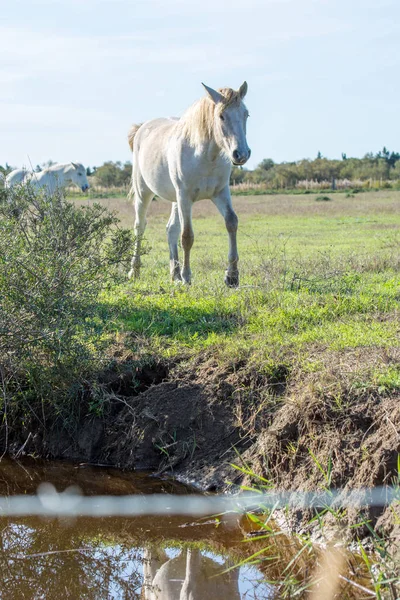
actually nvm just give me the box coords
[2,0,400,170]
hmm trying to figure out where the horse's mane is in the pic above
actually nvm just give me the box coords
[180,88,242,147]
[34,162,83,176]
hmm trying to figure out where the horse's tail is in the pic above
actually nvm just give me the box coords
[128,123,143,152]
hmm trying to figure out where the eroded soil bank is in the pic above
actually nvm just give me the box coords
[2,352,400,549]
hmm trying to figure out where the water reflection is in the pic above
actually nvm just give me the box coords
[0,518,269,599]
[0,520,143,598]
[143,546,240,599]
[0,458,271,599]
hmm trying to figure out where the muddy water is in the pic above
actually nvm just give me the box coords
[0,458,272,599]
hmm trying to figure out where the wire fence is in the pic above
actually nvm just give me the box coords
[0,484,398,517]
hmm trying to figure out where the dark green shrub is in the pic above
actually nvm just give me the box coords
[0,185,135,418]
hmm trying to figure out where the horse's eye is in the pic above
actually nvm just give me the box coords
[220,114,225,121]
[78,173,82,176]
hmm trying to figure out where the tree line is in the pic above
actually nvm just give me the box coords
[230,147,400,188]
[2,148,400,189]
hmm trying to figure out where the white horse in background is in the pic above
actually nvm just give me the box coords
[6,163,90,193]
[128,82,251,287]
[4,168,29,188]
[142,546,241,600]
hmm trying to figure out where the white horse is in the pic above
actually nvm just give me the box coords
[128,82,251,287]
[6,163,90,193]
[142,547,241,600]
[4,168,29,188]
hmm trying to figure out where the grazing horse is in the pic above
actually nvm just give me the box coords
[128,82,251,287]
[4,168,29,188]
[142,546,241,600]
[6,163,90,193]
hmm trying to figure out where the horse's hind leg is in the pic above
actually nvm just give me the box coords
[129,182,153,279]
[166,202,182,282]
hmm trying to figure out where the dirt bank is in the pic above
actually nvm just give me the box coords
[2,351,400,546]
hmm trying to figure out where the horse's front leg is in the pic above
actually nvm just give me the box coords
[166,202,182,282]
[212,187,239,287]
[177,194,194,284]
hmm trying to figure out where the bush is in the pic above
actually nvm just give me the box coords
[93,161,132,188]
[0,185,135,420]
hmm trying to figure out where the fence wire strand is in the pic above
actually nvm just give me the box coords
[0,484,398,517]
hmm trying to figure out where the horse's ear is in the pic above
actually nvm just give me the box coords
[238,81,248,99]
[71,162,78,169]
[201,83,224,104]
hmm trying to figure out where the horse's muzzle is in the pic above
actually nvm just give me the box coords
[82,184,90,192]
[232,148,251,166]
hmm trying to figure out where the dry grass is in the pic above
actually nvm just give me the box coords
[73,189,400,222]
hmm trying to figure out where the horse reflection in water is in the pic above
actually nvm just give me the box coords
[143,546,241,600]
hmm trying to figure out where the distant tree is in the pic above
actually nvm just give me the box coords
[258,158,275,171]
[390,160,400,179]
[376,147,400,168]
[0,163,14,177]
[317,151,322,159]
[380,147,390,161]
[94,161,132,187]
[95,162,120,187]
[230,166,247,185]
[388,151,400,168]
[341,153,347,160]
[120,161,132,186]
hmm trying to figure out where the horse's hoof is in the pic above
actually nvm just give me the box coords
[171,269,182,283]
[181,269,192,285]
[224,272,239,288]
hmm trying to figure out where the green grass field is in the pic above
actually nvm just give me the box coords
[73,190,400,393]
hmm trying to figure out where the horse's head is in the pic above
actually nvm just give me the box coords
[202,82,251,166]
[69,162,90,191]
